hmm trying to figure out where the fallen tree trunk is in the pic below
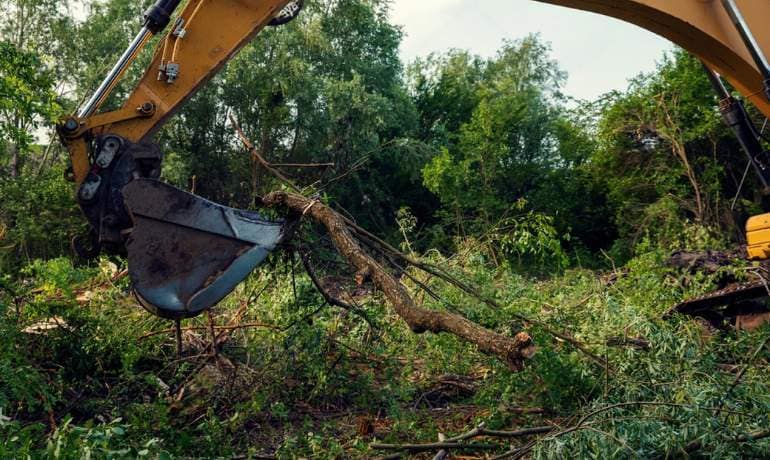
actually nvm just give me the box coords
[262,191,536,371]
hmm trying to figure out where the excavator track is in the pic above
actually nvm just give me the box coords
[668,280,770,317]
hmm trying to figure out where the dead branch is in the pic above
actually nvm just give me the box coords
[230,115,303,194]
[370,441,499,453]
[262,191,536,371]
[371,423,552,454]
[433,433,448,460]
[270,162,335,168]
[447,423,553,442]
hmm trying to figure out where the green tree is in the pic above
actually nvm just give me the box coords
[408,50,485,146]
[160,0,430,235]
[419,36,613,262]
[0,0,73,52]
[0,42,61,177]
[0,43,77,270]
[594,49,751,253]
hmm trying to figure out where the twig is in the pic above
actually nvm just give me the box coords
[446,423,552,442]
[491,440,536,460]
[270,162,335,168]
[433,433,448,460]
[230,115,303,193]
[174,319,182,359]
[716,337,769,415]
[370,441,499,452]
[207,310,218,357]
[371,423,552,457]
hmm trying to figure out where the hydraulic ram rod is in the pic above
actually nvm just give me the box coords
[702,63,770,189]
[77,0,182,118]
[721,0,770,101]
[77,27,153,118]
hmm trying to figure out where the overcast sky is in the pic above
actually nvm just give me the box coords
[389,0,673,102]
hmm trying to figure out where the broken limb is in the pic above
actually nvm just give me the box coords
[371,423,553,455]
[370,441,500,453]
[262,191,536,371]
[230,118,598,366]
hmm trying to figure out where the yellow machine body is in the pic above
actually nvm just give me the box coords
[746,214,770,260]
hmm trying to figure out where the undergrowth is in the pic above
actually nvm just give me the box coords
[1,237,769,458]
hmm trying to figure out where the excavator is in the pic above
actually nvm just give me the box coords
[57,0,770,321]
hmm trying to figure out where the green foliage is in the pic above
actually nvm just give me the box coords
[594,50,751,256]
[418,36,615,259]
[1,416,170,459]
[3,1,770,458]
[0,41,62,172]
[3,227,770,458]
[496,200,569,272]
[0,167,83,271]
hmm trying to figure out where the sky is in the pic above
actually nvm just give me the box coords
[389,0,673,102]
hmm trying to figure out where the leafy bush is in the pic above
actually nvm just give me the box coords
[0,167,82,272]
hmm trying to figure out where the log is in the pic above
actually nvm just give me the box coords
[262,191,536,371]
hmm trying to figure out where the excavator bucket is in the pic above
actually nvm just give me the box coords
[122,179,286,319]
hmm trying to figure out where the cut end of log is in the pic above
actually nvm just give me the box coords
[505,332,535,371]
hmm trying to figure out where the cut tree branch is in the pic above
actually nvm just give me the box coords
[371,423,553,455]
[229,116,599,367]
[262,191,536,370]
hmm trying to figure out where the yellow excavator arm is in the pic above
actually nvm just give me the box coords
[60,0,294,184]
[57,0,770,319]
[541,0,770,119]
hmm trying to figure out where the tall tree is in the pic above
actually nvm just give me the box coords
[594,49,751,251]
[418,36,613,258]
[0,42,61,177]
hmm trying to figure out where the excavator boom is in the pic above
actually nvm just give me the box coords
[539,0,770,119]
